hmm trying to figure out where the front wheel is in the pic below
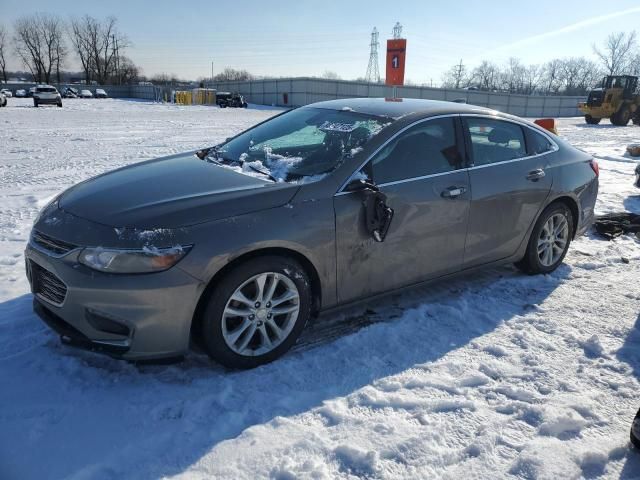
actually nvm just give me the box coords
[515,203,573,275]
[33,100,38,108]
[200,256,312,369]
[611,107,631,126]
[585,115,601,125]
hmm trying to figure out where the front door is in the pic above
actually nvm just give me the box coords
[334,116,471,303]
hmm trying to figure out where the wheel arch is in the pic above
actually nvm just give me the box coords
[189,247,323,346]
[546,195,580,238]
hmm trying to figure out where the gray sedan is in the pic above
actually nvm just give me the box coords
[25,99,599,368]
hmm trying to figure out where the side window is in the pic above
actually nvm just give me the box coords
[526,128,554,155]
[464,118,527,167]
[371,117,462,184]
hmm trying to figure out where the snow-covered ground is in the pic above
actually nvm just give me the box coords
[1,98,639,480]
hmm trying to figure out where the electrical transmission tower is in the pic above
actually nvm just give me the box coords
[392,22,403,39]
[365,27,380,83]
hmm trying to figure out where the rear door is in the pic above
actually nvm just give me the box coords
[334,116,471,302]
[461,116,554,268]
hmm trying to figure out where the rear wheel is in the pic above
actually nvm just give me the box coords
[611,106,631,126]
[57,102,62,108]
[515,203,573,275]
[200,256,312,369]
[33,100,38,108]
[585,115,601,125]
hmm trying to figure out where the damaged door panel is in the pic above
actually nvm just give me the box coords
[333,116,471,303]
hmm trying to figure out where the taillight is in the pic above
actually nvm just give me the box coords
[590,159,599,177]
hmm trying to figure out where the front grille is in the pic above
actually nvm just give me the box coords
[29,261,68,306]
[32,230,77,256]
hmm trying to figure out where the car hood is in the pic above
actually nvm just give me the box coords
[59,152,299,228]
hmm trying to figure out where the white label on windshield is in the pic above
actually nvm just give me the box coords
[318,121,358,133]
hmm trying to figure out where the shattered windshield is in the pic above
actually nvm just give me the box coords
[207,107,392,183]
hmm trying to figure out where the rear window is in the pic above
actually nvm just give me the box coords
[464,118,527,166]
[526,129,554,155]
[37,87,56,93]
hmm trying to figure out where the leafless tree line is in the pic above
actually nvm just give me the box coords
[0,13,140,85]
[442,31,640,95]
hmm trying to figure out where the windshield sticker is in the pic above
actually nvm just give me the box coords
[318,121,359,133]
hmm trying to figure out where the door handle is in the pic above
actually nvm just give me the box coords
[441,186,466,198]
[526,169,546,181]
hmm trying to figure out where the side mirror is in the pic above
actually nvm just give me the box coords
[345,178,378,192]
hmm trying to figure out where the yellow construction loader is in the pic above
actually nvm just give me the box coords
[578,75,640,126]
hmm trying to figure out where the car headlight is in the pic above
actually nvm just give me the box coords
[78,245,192,274]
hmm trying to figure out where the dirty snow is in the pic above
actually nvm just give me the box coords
[1,98,640,479]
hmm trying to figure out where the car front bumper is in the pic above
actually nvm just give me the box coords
[25,242,204,360]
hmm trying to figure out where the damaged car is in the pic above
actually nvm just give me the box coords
[26,98,599,368]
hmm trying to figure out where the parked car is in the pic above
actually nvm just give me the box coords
[79,89,93,98]
[216,92,247,108]
[27,86,37,98]
[0,92,6,107]
[1,88,13,98]
[33,85,62,108]
[61,87,79,98]
[26,98,599,368]
[15,89,26,98]
[95,88,108,99]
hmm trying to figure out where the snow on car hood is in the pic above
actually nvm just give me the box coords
[58,151,299,228]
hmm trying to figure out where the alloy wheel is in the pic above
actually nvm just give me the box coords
[537,213,569,267]
[221,272,300,356]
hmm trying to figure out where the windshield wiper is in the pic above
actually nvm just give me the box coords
[243,162,279,183]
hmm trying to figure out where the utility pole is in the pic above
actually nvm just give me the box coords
[454,59,465,89]
[211,61,214,87]
[365,27,380,83]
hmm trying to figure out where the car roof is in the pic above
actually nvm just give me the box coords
[308,97,501,119]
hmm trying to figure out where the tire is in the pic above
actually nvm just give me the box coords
[611,107,631,126]
[200,255,312,369]
[631,408,640,450]
[515,203,574,275]
[33,100,38,108]
[585,115,601,125]
[57,102,62,108]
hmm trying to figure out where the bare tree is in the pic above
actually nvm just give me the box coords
[13,13,66,84]
[522,64,543,95]
[541,59,563,94]
[0,25,7,83]
[117,56,139,84]
[213,68,253,82]
[593,31,637,75]
[69,16,94,84]
[441,59,468,89]
[471,60,499,91]
[68,15,129,84]
[321,70,340,80]
[628,53,640,77]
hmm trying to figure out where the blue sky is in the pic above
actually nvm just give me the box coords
[3,0,640,84]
